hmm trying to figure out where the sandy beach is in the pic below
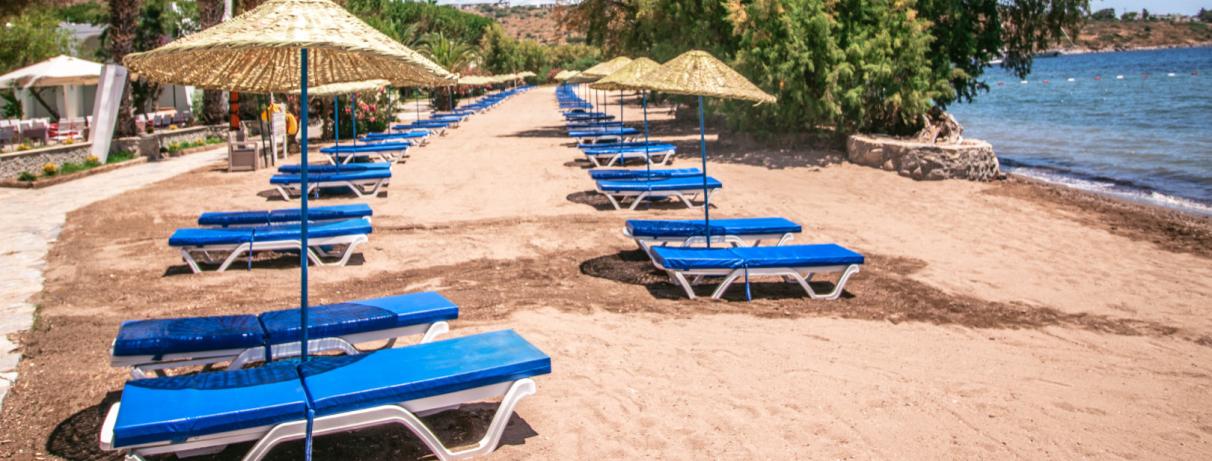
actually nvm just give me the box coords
[1,85,1210,460]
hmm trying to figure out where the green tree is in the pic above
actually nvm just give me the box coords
[109,0,140,136]
[418,32,479,73]
[1121,11,1138,21]
[0,9,73,74]
[1090,8,1117,21]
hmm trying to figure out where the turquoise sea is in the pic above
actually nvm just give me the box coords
[948,46,1212,215]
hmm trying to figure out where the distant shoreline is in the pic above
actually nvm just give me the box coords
[1056,42,1212,55]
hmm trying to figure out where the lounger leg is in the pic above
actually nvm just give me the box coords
[241,380,537,461]
[316,235,367,267]
[801,265,861,300]
[628,192,651,211]
[710,270,745,300]
[275,185,293,201]
[668,271,698,299]
[180,249,203,274]
[675,192,695,209]
[216,244,249,272]
[420,321,450,344]
[603,193,624,210]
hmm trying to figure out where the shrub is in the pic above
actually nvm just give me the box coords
[167,124,179,130]
[17,171,36,182]
[60,161,86,175]
[167,142,181,154]
[205,135,223,144]
[84,154,100,166]
[42,162,58,176]
[16,143,32,151]
[107,150,136,163]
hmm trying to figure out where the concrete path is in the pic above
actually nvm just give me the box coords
[0,149,226,408]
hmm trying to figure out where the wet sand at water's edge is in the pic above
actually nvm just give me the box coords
[1,86,1210,460]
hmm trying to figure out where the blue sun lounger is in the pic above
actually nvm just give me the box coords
[651,244,864,300]
[595,176,723,210]
[320,142,410,164]
[624,217,801,252]
[582,143,677,166]
[276,162,391,174]
[361,130,430,145]
[589,168,701,181]
[567,120,624,129]
[101,330,550,461]
[271,169,391,200]
[110,291,457,378]
[169,218,372,273]
[198,204,373,228]
[570,127,639,144]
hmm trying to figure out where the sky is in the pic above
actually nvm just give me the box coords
[432,0,1210,15]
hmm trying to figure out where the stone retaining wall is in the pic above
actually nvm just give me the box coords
[846,134,1001,181]
[0,143,93,179]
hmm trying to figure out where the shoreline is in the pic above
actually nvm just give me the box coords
[1056,41,1212,55]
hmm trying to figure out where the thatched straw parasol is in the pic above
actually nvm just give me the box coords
[588,57,660,91]
[124,0,452,92]
[639,50,776,260]
[579,56,633,81]
[632,50,774,104]
[458,75,492,86]
[121,3,455,436]
[588,57,663,175]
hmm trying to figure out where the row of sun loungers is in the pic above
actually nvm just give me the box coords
[102,291,551,460]
[558,84,865,300]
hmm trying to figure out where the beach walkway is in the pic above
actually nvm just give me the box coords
[0,148,225,408]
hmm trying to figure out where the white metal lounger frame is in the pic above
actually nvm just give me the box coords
[176,233,368,273]
[100,378,538,461]
[653,258,861,300]
[324,149,406,165]
[111,322,450,379]
[575,133,634,144]
[623,228,796,257]
[274,177,388,200]
[585,149,675,167]
[596,184,720,210]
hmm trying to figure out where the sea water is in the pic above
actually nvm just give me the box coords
[949,46,1212,215]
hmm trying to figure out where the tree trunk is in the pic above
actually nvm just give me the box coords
[197,0,226,124]
[109,0,140,137]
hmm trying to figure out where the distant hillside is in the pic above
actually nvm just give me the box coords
[460,4,577,45]
[1068,19,1212,51]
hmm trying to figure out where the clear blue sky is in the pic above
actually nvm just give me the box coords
[1091,1,1207,14]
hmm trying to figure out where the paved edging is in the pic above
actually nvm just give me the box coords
[0,148,227,409]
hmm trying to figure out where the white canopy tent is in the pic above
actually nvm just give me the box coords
[0,55,102,120]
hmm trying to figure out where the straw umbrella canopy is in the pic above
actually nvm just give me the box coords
[637,50,775,256]
[122,1,453,429]
[579,56,633,80]
[289,79,390,97]
[518,71,537,78]
[124,0,452,92]
[589,57,663,174]
[457,75,492,86]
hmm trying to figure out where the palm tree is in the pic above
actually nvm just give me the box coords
[418,32,478,74]
[197,0,225,124]
[418,32,479,111]
[109,0,140,136]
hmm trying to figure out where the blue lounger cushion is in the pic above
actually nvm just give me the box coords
[112,361,308,447]
[597,176,723,193]
[589,168,702,180]
[113,315,264,357]
[319,142,410,154]
[277,163,391,174]
[361,131,428,141]
[626,217,801,238]
[112,291,456,358]
[652,244,864,271]
[168,218,372,247]
[583,144,676,155]
[259,291,459,343]
[578,140,669,150]
[568,128,639,137]
[302,330,551,416]
[269,169,391,185]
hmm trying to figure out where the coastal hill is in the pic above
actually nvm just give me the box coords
[1069,18,1212,51]
[460,4,577,45]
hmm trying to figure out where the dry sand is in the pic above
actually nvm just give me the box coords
[1,86,1210,460]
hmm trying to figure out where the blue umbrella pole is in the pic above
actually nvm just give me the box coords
[299,48,311,361]
[350,93,357,145]
[698,95,711,248]
[299,47,314,461]
[333,96,339,148]
[643,91,650,176]
[619,90,624,124]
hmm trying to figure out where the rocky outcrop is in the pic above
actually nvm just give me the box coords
[846,134,1001,181]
